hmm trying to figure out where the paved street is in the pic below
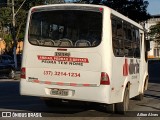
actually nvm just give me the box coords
[0,79,159,120]
[0,61,159,120]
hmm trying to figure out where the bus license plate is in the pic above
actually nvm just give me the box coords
[50,89,69,96]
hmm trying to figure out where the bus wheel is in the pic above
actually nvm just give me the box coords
[115,87,129,114]
[134,93,144,101]
[134,78,148,101]
[134,84,145,101]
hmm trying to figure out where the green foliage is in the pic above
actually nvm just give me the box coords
[4,34,13,53]
[18,32,25,41]
[0,7,12,47]
[13,0,28,41]
[0,7,12,26]
[0,0,48,53]
[25,0,45,7]
[149,22,160,41]
[80,0,150,22]
[4,34,12,44]
[0,0,45,43]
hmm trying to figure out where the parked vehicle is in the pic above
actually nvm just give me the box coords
[17,54,22,70]
[0,55,16,79]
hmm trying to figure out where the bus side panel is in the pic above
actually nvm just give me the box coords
[100,9,114,104]
[139,30,148,93]
[110,58,141,103]
[110,57,125,103]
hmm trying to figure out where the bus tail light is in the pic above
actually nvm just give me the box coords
[99,7,103,12]
[100,72,110,85]
[21,67,26,79]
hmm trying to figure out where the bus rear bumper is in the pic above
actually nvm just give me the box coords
[20,80,111,104]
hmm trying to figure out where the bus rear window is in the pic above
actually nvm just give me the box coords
[29,10,102,48]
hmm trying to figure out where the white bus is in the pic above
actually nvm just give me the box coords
[20,4,150,114]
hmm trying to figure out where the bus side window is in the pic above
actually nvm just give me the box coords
[133,29,140,58]
[112,18,124,57]
[112,19,116,38]
[124,24,134,57]
[117,21,123,37]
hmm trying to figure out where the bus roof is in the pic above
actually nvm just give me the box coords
[111,9,143,30]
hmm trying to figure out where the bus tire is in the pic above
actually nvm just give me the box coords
[134,78,148,101]
[115,87,129,114]
[134,84,145,101]
[134,93,144,101]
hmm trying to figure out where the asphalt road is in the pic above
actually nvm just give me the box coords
[0,60,159,120]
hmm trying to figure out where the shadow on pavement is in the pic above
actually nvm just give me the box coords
[144,94,160,100]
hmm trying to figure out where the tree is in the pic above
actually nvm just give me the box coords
[149,22,160,41]
[0,0,45,41]
[149,22,160,52]
[0,1,29,55]
[25,0,44,8]
[12,0,66,41]
[0,7,13,53]
[0,7,12,38]
[79,0,150,22]
[44,0,65,4]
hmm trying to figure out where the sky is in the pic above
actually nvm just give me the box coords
[147,0,160,15]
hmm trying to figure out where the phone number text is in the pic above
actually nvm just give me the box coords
[44,71,80,77]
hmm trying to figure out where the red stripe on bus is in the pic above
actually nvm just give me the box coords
[83,84,90,86]
[70,83,77,86]
[56,82,64,85]
[45,81,52,85]
[34,80,40,83]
